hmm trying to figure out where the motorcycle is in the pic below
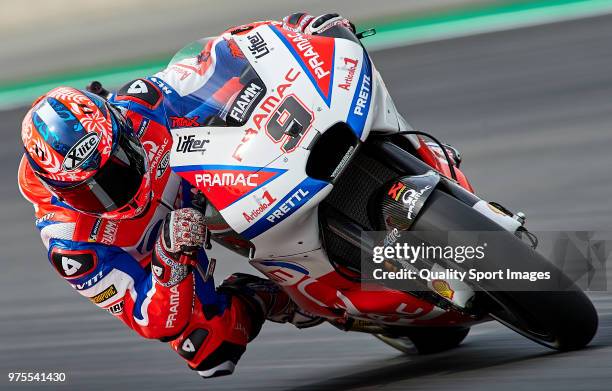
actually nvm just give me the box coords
[168,23,597,354]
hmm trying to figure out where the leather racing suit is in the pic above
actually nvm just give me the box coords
[18,14,351,378]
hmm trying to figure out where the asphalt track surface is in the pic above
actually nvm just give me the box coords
[2,14,612,391]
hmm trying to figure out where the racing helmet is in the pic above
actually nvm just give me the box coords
[21,87,151,220]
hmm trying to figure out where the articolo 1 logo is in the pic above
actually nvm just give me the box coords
[339,57,359,91]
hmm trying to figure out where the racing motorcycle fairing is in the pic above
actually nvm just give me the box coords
[374,171,440,232]
[168,24,479,326]
[169,24,380,253]
[164,21,598,353]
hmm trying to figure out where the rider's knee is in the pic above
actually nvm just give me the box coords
[169,296,257,378]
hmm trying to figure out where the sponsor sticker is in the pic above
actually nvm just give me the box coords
[88,218,103,242]
[431,279,455,300]
[170,116,200,128]
[175,134,210,154]
[194,171,259,187]
[165,285,180,328]
[100,220,119,245]
[402,186,432,219]
[271,26,335,105]
[35,212,55,227]
[227,79,266,126]
[61,132,101,171]
[156,151,170,179]
[107,300,125,315]
[338,58,358,91]
[232,68,301,161]
[90,284,118,304]
[240,177,328,240]
[243,191,277,223]
[247,32,270,59]
[136,118,150,138]
[347,54,373,137]
[72,270,105,291]
[387,182,407,201]
[175,166,285,211]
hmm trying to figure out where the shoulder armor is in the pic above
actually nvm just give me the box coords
[115,79,163,109]
[50,247,98,279]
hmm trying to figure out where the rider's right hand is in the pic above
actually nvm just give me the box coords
[151,208,206,287]
[161,208,206,257]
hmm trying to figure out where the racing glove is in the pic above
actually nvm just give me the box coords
[152,208,206,287]
[282,13,355,35]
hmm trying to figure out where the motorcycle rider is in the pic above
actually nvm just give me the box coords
[18,13,354,378]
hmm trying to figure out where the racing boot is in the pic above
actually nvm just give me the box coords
[220,273,324,332]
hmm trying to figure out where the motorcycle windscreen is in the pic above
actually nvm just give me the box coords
[165,37,267,127]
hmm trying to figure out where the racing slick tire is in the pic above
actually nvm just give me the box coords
[410,190,598,351]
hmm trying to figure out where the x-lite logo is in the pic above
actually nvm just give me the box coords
[62,132,101,171]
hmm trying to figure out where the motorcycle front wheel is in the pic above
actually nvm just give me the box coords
[411,190,598,351]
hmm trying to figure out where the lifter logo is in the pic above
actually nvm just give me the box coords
[247,32,270,59]
[175,135,210,154]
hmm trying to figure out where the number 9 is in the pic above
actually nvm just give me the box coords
[265,95,314,153]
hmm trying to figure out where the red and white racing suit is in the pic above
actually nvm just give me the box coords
[17,17,336,378]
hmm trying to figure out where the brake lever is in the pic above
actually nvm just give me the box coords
[356,28,376,40]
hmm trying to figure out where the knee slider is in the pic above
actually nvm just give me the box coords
[174,327,246,379]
